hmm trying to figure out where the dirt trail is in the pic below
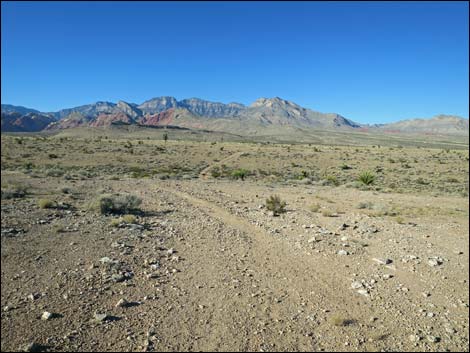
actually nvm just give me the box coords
[157,184,406,351]
[199,152,244,179]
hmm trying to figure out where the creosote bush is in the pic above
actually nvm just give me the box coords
[1,184,28,199]
[90,194,142,215]
[122,214,137,224]
[266,195,286,216]
[231,168,249,180]
[38,199,57,209]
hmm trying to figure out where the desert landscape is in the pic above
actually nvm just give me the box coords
[1,123,468,351]
[2,1,469,352]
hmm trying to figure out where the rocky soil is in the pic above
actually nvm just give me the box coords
[1,172,468,352]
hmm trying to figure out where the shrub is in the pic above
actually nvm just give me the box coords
[231,169,249,181]
[46,167,65,177]
[321,209,335,217]
[110,218,121,227]
[324,175,339,186]
[330,314,353,327]
[90,193,142,215]
[357,201,373,209]
[340,164,351,170]
[309,203,321,212]
[358,171,376,185]
[122,214,137,224]
[211,167,221,178]
[38,199,57,209]
[1,184,28,199]
[266,195,286,216]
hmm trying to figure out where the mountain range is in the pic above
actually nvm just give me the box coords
[1,97,468,136]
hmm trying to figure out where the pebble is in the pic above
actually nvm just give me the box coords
[351,281,363,289]
[337,250,349,256]
[93,312,108,322]
[372,258,392,265]
[116,298,128,308]
[409,334,421,342]
[357,289,369,296]
[111,273,126,282]
[426,335,439,343]
[41,311,53,321]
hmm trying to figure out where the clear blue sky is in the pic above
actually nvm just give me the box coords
[1,1,468,123]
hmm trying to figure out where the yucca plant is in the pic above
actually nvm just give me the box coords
[358,171,376,185]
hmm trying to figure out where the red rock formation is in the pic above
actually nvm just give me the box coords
[140,109,174,126]
[89,112,135,127]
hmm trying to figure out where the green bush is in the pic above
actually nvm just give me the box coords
[38,199,57,209]
[211,167,221,178]
[324,175,339,186]
[358,171,376,185]
[266,195,287,216]
[1,184,28,199]
[231,168,249,181]
[90,194,142,215]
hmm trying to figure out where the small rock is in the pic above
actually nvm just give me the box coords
[351,281,363,289]
[337,250,349,256]
[116,299,128,308]
[426,335,439,343]
[372,258,392,265]
[409,334,421,342]
[111,273,126,282]
[28,293,40,301]
[93,312,108,322]
[428,259,441,267]
[41,311,53,321]
[357,289,369,296]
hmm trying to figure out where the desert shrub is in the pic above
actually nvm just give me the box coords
[90,193,142,215]
[415,177,429,185]
[38,199,57,209]
[121,214,137,224]
[48,153,59,159]
[1,184,28,199]
[23,162,34,170]
[357,201,374,209]
[266,195,286,216]
[321,209,335,217]
[110,218,121,227]
[231,168,249,180]
[309,203,321,212]
[395,216,405,224]
[297,170,309,179]
[358,171,376,185]
[46,167,65,177]
[323,175,339,186]
[330,314,354,327]
[211,167,221,178]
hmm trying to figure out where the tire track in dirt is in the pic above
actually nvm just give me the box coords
[199,152,244,179]
[156,184,407,350]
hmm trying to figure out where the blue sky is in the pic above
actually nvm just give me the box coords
[1,1,468,123]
